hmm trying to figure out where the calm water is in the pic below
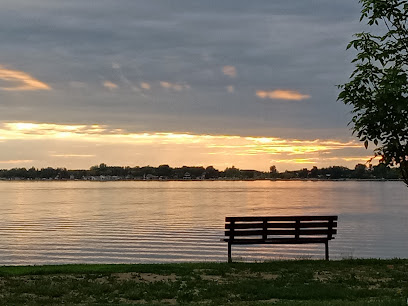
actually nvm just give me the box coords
[0,180,407,265]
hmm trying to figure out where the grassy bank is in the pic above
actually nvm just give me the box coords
[0,259,407,305]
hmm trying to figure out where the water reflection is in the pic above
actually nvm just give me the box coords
[0,180,407,265]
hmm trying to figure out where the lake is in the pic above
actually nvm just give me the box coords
[0,180,407,265]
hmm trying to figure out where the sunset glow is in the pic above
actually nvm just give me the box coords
[0,122,369,170]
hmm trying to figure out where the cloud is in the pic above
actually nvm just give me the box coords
[111,63,141,92]
[211,136,360,156]
[1,123,359,153]
[0,159,33,164]
[222,66,237,78]
[140,82,151,90]
[0,65,51,91]
[160,81,190,91]
[272,158,316,164]
[226,85,235,93]
[2,122,105,139]
[103,81,118,90]
[1,121,360,154]
[69,81,87,89]
[256,89,310,101]
[50,154,95,158]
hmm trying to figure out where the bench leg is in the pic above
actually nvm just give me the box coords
[325,241,329,261]
[228,242,232,263]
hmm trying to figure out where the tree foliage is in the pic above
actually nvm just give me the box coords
[338,0,408,186]
[0,164,400,180]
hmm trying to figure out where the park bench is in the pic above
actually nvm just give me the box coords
[223,216,338,262]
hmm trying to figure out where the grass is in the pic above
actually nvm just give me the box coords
[0,259,408,305]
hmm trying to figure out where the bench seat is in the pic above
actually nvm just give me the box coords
[223,238,330,244]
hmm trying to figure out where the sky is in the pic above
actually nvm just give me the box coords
[0,0,376,172]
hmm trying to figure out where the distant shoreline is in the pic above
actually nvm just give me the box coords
[0,178,403,182]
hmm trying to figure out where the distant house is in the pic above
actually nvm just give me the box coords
[145,174,159,180]
[183,172,191,180]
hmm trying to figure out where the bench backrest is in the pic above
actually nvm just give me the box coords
[225,216,338,240]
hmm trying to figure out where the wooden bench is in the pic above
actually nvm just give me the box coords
[223,216,337,262]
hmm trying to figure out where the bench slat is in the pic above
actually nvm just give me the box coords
[225,222,337,230]
[226,229,292,236]
[223,238,330,244]
[298,222,337,228]
[226,216,337,222]
[225,229,337,236]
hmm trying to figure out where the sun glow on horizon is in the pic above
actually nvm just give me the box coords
[0,122,370,170]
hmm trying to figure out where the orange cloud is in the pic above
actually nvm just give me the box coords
[140,82,151,90]
[160,81,189,91]
[222,66,237,78]
[256,89,310,101]
[0,65,51,91]
[226,85,235,93]
[103,81,118,90]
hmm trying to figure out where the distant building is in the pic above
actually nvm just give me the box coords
[145,174,159,180]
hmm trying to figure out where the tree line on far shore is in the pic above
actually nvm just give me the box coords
[0,163,402,180]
